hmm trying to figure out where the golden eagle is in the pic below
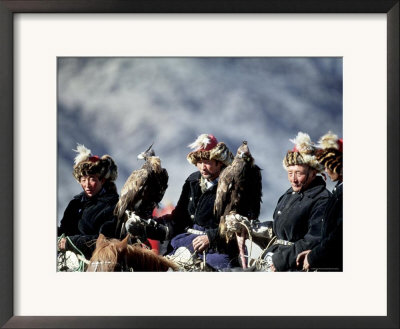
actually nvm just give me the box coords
[214,141,262,268]
[114,144,169,238]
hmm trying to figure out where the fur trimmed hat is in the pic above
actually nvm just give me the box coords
[72,144,118,182]
[283,132,324,173]
[186,134,234,167]
[316,131,343,175]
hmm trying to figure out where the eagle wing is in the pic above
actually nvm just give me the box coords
[134,168,168,219]
[246,164,262,219]
[214,164,235,220]
[152,167,169,206]
[215,161,240,239]
[114,168,149,231]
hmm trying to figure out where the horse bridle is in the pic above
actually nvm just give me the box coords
[88,260,116,272]
[88,254,133,272]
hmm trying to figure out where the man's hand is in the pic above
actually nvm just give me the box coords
[58,237,67,251]
[296,250,312,270]
[192,235,210,252]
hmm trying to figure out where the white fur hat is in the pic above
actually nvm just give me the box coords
[282,132,324,172]
[316,131,343,174]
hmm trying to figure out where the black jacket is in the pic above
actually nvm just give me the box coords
[268,176,331,271]
[58,187,119,258]
[131,171,238,262]
[157,171,220,245]
[307,182,343,271]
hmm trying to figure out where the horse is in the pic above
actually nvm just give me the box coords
[86,234,179,272]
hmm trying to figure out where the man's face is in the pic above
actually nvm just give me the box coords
[287,165,316,192]
[325,167,340,182]
[196,159,223,181]
[80,175,104,198]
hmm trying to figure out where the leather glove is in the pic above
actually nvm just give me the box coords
[225,214,274,240]
[145,219,170,241]
[225,213,251,234]
[125,213,146,238]
[125,212,170,241]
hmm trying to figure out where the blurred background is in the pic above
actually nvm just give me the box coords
[57,57,342,224]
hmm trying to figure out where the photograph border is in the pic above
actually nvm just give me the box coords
[1,1,398,328]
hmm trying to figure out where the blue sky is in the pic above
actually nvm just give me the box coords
[57,57,342,223]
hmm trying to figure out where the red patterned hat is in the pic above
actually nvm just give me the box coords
[186,134,233,167]
[72,144,118,182]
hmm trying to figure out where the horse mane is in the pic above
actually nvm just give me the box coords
[87,234,120,271]
[87,234,178,272]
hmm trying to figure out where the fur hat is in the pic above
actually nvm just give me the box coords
[72,144,118,182]
[316,131,343,175]
[283,132,324,173]
[186,134,234,167]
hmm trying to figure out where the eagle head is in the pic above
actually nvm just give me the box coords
[137,143,156,160]
[236,141,252,161]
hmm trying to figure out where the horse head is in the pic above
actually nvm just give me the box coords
[87,234,178,272]
[87,234,129,272]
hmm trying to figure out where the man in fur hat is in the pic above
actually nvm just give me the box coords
[57,144,119,259]
[126,134,238,270]
[242,132,331,272]
[296,132,343,271]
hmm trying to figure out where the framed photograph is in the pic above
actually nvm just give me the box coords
[1,1,398,328]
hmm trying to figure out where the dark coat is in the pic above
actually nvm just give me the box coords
[134,171,238,267]
[267,176,331,271]
[58,187,119,258]
[159,171,220,244]
[307,182,343,271]
[161,171,240,267]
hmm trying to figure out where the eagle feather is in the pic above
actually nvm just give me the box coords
[73,144,91,165]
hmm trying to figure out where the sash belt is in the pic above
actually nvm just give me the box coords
[187,228,206,235]
[274,239,293,246]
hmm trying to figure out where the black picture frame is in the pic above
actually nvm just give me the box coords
[0,1,398,328]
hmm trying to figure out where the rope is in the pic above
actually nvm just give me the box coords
[236,220,253,262]
[57,234,88,272]
[165,238,210,272]
[252,235,276,271]
[227,218,255,267]
[266,235,277,250]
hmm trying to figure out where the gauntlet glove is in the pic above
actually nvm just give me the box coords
[125,212,170,241]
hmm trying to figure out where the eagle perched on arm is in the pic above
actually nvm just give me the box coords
[114,144,169,238]
[214,141,262,268]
